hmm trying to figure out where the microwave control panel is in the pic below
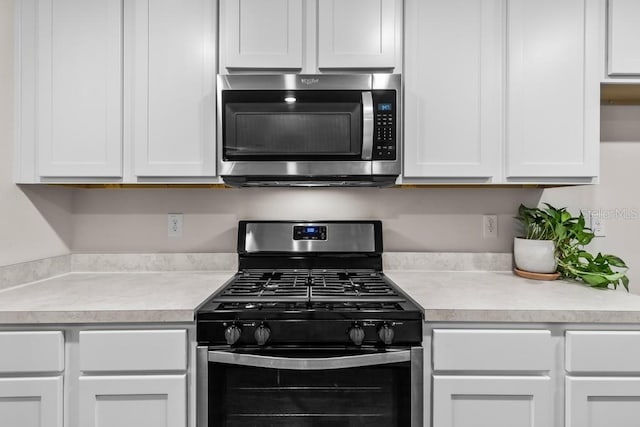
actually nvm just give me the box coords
[372,91,396,160]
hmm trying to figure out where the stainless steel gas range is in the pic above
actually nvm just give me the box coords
[196,221,423,427]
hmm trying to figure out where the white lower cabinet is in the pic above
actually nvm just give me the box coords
[0,331,64,427]
[79,375,187,427]
[433,376,552,427]
[78,329,188,427]
[566,377,640,427]
[431,329,554,427]
[565,330,640,427]
[0,377,63,427]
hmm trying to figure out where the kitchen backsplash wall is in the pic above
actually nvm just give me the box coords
[71,187,542,253]
[0,0,73,267]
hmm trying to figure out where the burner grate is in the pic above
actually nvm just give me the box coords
[309,269,399,298]
[217,269,400,301]
[220,270,309,297]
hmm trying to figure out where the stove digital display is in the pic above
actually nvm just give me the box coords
[293,225,327,240]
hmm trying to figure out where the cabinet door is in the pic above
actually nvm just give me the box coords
[505,0,600,179]
[128,0,216,177]
[0,377,63,427]
[403,0,502,179]
[220,0,303,70]
[36,0,122,177]
[608,0,640,76]
[79,375,186,427]
[317,0,396,69]
[567,377,640,427]
[433,376,552,427]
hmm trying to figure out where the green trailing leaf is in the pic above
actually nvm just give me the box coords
[604,255,628,268]
[515,204,629,291]
[580,273,610,287]
[578,251,594,262]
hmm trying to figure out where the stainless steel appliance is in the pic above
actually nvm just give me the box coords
[217,74,401,187]
[196,221,423,427]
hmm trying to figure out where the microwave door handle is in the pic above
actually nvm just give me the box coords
[361,91,374,160]
[208,349,410,370]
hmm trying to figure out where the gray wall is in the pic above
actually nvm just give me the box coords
[0,0,73,266]
[71,187,541,253]
[542,105,640,290]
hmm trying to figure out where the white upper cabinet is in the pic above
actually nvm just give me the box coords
[317,0,396,69]
[24,0,123,178]
[403,0,502,180]
[505,0,601,180]
[220,0,303,70]
[219,0,401,73]
[16,0,217,182]
[607,0,640,77]
[403,0,602,184]
[127,0,216,177]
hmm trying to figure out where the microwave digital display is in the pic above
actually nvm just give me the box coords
[378,103,393,111]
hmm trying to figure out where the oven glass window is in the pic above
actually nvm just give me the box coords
[222,91,363,160]
[209,361,411,427]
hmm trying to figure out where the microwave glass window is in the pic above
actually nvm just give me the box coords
[223,91,363,160]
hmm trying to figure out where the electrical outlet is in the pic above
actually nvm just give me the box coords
[483,215,498,239]
[589,212,606,237]
[168,213,183,238]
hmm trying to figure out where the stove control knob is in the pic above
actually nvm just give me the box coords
[224,324,242,345]
[348,324,365,346]
[378,323,395,345]
[254,323,271,346]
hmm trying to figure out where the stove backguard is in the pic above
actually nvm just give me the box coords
[237,220,384,271]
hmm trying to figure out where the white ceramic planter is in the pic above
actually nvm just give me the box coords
[513,237,557,273]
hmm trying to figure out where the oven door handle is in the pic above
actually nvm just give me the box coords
[361,91,374,161]
[208,349,410,370]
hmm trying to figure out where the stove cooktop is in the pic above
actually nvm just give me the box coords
[215,269,402,302]
[196,221,423,347]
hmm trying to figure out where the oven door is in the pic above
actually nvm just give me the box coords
[197,346,423,427]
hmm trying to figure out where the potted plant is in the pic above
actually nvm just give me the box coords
[514,203,629,291]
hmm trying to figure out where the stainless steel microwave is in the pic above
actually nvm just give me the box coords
[217,74,401,187]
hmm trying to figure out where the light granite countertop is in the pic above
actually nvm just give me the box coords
[387,271,640,323]
[0,271,233,324]
[2,252,640,325]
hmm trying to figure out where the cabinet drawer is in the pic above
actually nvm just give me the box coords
[0,331,64,373]
[433,329,553,371]
[80,330,187,372]
[566,331,640,373]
